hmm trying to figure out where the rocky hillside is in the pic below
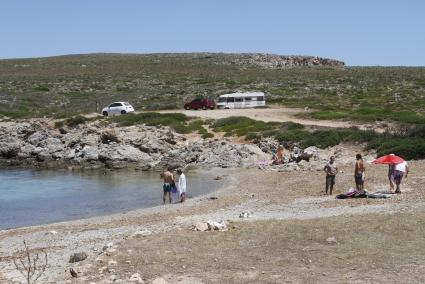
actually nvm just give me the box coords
[0,53,346,117]
[220,53,344,69]
[1,53,423,124]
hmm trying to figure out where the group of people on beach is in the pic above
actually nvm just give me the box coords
[162,167,186,204]
[323,154,409,195]
[269,144,409,195]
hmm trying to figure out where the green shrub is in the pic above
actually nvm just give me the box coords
[145,103,179,110]
[310,111,349,120]
[375,139,425,160]
[55,115,88,128]
[202,132,214,139]
[33,86,50,92]
[112,112,188,127]
[212,116,280,136]
[110,112,208,134]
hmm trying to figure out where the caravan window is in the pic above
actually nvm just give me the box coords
[244,97,252,101]
[227,97,235,103]
[218,97,227,103]
[235,98,243,102]
[257,96,264,101]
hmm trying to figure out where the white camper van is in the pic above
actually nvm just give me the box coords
[216,92,266,109]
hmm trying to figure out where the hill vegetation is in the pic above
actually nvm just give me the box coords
[0,53,424,125]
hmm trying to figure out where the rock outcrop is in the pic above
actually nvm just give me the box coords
[0,119,364,171]
[0,119,270,170]
[217,53,345,69]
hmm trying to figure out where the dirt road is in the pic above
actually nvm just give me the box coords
[160,107,360,129]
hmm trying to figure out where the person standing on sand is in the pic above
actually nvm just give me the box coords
[388,163,396,191]
[393,160,409,194]
[163,167,174,204]
[324,156,338,195]
[354,154,365,190]
[177,169,187,202]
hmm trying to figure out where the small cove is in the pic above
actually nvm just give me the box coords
[0,168,223,230]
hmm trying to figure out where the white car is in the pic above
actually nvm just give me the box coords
[102,102,135,116]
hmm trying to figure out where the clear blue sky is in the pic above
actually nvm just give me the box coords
[1,0,424,66]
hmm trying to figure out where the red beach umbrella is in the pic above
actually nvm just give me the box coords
[372,154,405,164]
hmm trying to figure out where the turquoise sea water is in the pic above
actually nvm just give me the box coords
[0,169,221,230]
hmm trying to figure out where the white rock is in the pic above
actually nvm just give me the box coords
[134,230,152,237]
[152,277,168,284]
[108,260,117,266]
[129,273,144,283]
[193,222,209,231]
[326,237,337,245]
[207,221,227,231]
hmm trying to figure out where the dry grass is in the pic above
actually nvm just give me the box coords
[101,213,425,283]
[83,159,425,283]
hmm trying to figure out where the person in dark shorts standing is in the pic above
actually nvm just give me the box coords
[394,160,409,193]
[162,166,174,204]
[324,156,338,195]
[354,154,366,190]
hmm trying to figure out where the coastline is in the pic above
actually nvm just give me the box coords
[1,161,425,282]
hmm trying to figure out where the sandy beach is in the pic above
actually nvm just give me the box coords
[1,157,425,283]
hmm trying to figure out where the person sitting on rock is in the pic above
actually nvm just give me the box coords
[271,145,285,165]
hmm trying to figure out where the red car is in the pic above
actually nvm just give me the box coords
[184,98,216,110]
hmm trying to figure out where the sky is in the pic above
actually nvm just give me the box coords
[1,0,424,66]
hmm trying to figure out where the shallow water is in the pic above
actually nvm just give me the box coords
[0,169,222,230]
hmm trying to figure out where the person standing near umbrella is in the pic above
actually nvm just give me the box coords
[388,163,396,191]
[324,156,338,195]
[372,153,406,193]
[393,160,409,193]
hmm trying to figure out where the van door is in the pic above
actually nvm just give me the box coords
[244,97,252,108]
[226,97,235,109]
[234,97,243,108]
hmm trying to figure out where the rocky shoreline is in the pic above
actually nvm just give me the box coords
[0,119,375,172]
[0,119,269,170]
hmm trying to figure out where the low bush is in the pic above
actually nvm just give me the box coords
[202,132,214,139]
[55,115,88,128]
[212,116,280,136]
[309,108,425,124]
[211,116,425,160]
[111,112,207,134]
[145,103,179,111]
[111,112,188,127]
[33,86,50,92]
